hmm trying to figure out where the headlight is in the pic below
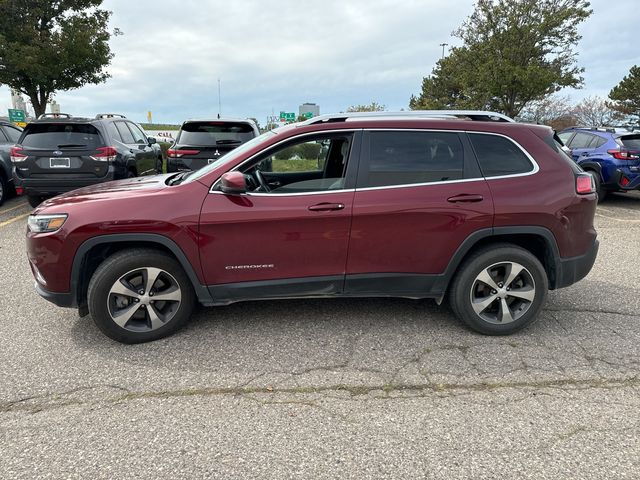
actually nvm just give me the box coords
[27,214,68,233]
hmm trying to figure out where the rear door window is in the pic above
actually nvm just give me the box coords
[358,131,465,188]
[557,131,574,145]
[178,122,256,146]
[105,122,123,143]
[568,132,595,149]
[115,121,135,144]
[20,123,103,149]
[2,125,22,142]
[469,133,534,177]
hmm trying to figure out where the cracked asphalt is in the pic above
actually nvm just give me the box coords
[1,192,639,479]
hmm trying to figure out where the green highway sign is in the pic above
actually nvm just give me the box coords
[8,108,25,123]
[279,111,296,122]
[302,112,313,119]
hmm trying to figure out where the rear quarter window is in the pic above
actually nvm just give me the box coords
[20,123,103,149]
[469,133,534,177]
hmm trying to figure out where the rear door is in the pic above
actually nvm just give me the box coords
[16,123,109,180]
[344,129,494,297]
[172,121,257,171]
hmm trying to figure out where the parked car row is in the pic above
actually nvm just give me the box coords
[558,126,640,202]
[26,110,599,343]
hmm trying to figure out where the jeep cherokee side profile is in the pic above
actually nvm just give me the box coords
[26,111,599,343]
[12,113,163,207]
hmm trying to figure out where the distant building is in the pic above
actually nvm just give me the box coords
[299,102,320,118]
[11,89,27,113]
[49,100,61,114]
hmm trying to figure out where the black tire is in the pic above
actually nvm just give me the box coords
[27,195,44,208]
[87,248,196,343]
[156,157,164,174]
[587,170,607,202]
[449,244,548,335]
[0,174,7,206]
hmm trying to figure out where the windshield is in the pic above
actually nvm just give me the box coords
[177,121,256,146]
[183,130,277,184]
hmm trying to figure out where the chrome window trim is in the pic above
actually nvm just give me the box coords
[208,127,540,196]
[208,129,358,194]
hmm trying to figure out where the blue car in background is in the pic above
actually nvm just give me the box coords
[557,127,640,201]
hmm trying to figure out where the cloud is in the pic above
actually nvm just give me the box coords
[2,0,637,125]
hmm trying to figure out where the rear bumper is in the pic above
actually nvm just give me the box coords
[34,282,76,308]
[13,174,115,196]
[555,239,599,289]
[607,168,640,191]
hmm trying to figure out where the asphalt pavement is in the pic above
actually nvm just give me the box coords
[1,192,639,479]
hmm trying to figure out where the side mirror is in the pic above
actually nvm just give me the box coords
[220,171,247,194]
[147,136,157,145]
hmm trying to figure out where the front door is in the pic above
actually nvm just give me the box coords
[198,131,360,302]
[345,129,494,297]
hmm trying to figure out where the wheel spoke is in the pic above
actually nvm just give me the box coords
[112,303,141,328]
[146,305,164,330]
[504,262,525,289]
[110,279,140,298]
[151,286,181,303]
[476,268,499,291]
[472,294,498,315]
[507,285,535,302]
[499,298,515,323]
[144,267,163,294]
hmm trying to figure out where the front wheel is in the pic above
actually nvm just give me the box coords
[449,244,548,335]
[88,249,196,343]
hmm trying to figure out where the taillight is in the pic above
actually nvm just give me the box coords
[91,146,117,162]
[10,146,27,163]
[167,149,200,158]
[576,173,595,194]
[607,149,639,160]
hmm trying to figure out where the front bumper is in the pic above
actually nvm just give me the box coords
[555,239,599,289]
[34,282,76,308]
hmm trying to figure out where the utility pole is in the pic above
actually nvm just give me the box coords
[439,43,448,59]
[217,78,222,118]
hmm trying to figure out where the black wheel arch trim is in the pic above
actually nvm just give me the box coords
[435,226,563,292]
[70,233,213,309]
[578,161,603,179]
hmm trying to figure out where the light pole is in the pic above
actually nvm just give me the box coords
[439,43,448,59]
[217,78,222,118]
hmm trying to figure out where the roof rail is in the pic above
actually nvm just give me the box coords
[38,112,72,119]
[301,110,515,126]
[95,113,127,119]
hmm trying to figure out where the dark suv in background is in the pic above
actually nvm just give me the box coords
[0,119,23,205]
[12,113,163,207]
[26,111,598,343]
[167,118,259,172]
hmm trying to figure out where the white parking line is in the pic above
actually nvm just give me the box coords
[595,212,640,223]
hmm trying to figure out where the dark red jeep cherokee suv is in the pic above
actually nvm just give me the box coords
[26,111,599,343]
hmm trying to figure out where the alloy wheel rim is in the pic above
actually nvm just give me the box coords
[469,261,536,325]
[107,267,182,332]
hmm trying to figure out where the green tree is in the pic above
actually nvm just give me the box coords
[346,101,386,112]
[0,0,120,117]
[410,0,592,117]
[608,65,640,125]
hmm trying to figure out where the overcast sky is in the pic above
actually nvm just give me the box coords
[1,0,638,125]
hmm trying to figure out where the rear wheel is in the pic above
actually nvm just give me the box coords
[27,195,44,208]
[156,157,163,174]
[0,174,7,206]
[587,170,606,202]
[449,244,548,335]
[88,249,196,343]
